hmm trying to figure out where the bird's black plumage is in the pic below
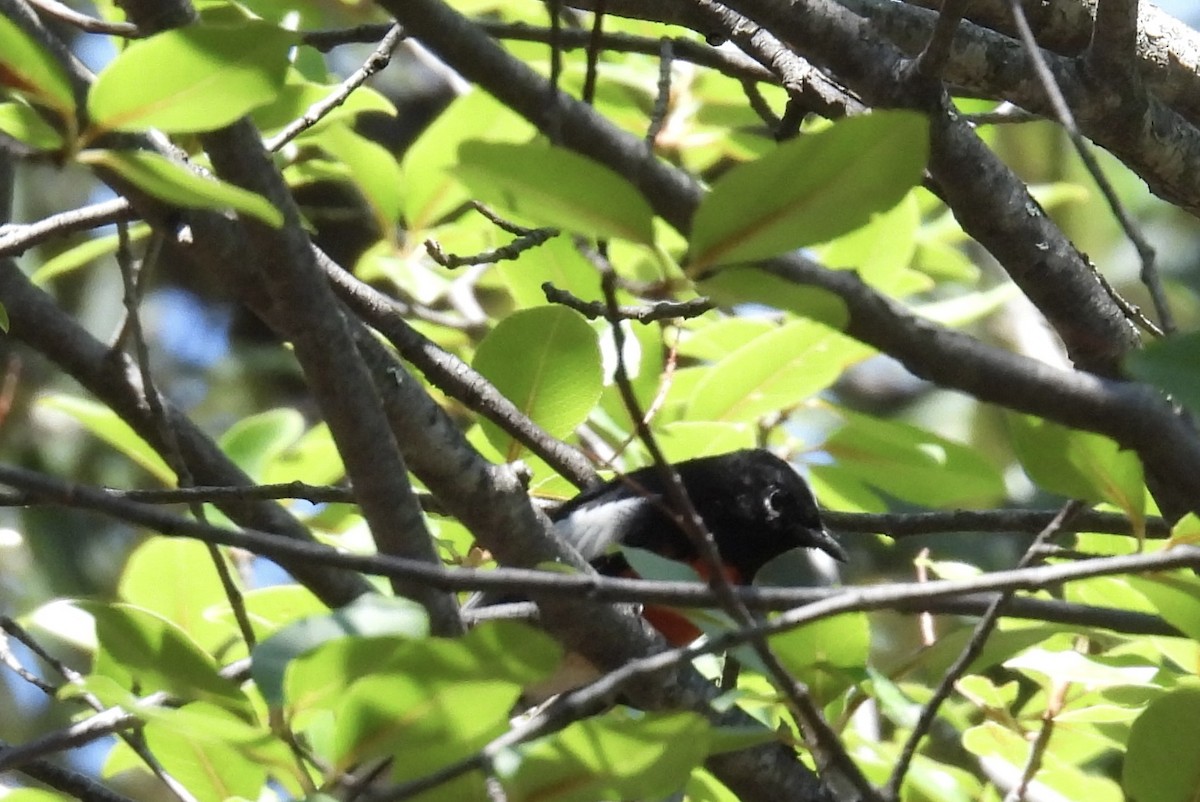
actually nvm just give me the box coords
[552,449,846,582]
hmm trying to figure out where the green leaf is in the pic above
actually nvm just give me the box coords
[400,90,535,229]
[676,318,775,361]
[219,407,305,482]
[36,394,174,483]
[495,233,591,310]
[0,790,70,802]
[262,422,345,486]
[118,538,233,646]
[1008,414,1145,523]
[207,584,327,640]
[1124,688,1200,802]
[818,194,923,295]
[911,283,1019,327]
[336,674,510,777]
[652,421,757,461]
[687,320,871,423]
[769,612,869,702]
[826,410,1006,506]
[251,595,430,706]
[141,703,275,802]
[300,622,561,772]
[497,710,711,802]
[72,601,252,714]
[882,623,1068,681]
[0,101,63,150]
[698,266,849,328]
[1127,331,1200,420]
[964,721,1119,802]
[471,306,602,461]
[689,111,929,269]
[307,124,403,232]
[0,14,76,121]
[87,20,296,134]
[31,224,152,285]
[1128,574,1200,643]
[1005,648,1159,690]
[0,301,7,333]
[78,149,284,227]
[454,140,656,244]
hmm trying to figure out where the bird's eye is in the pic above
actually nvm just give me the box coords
[763,488,785,519]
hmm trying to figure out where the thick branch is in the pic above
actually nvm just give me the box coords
[198,120,462,633]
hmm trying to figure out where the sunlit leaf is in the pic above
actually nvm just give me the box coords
[307,124,403,233]
[471,306,602,461]
[251,72,396,136]
[251,595,430,705]
[400,90,535,229]
[141,702,276,802]
[0,101,63,150]
[688,320,870,423]
[770,611,869,701]
[1124,688,1200,802]
[31,224,152,285]
[73,601,252,714]
[219,408,305,483]
[698,266,849,328]
[497,710,711,802]
[78,149,283,227]
[37,394,174,483]
[88,20,296,134]
[689,111,928,269]
[455,140,656,244]
[1008,414,1145,525]
[119,538,232,646]
[0,14,76,121]
[1127,331,1200,420]
[826,410,1005,506]
[1128,574,1200,643]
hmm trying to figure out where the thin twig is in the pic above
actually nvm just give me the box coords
[0,660,250,774]
[302,23,394,52]
[3,741,138,802]
[1,480,1169,540]
[113,225,257,654]
[27,0,139,36]
[741,79,781,130]
[581,0,606,105]
[0,198,135,258]
[266,25,406,152]
[479,21,774,84]
[469,201,541,236]
[646,38,674,147]
[1003,679,1070,801]
[0,620,59,694]
[915,0,970,77]
[425,227,558,268]
[542,281,714,322]
[546,0,564,144]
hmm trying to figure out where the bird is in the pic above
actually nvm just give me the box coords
[549,448,847,645]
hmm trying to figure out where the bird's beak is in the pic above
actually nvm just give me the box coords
[813,527,849,563]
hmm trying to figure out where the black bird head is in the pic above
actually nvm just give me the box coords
[671,449,848,578]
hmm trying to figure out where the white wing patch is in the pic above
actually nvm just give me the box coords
[554,496,650,560]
